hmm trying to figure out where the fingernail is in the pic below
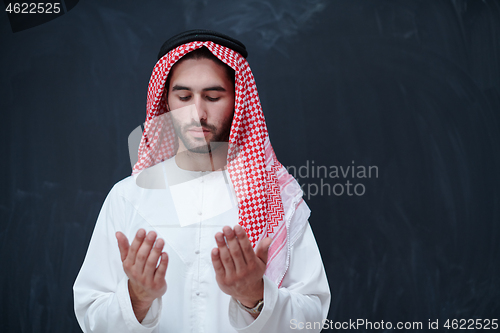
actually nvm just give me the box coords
[216,234,224,242]
[137,229,145,238]
[147,232,156,241]
[234,225,244,235]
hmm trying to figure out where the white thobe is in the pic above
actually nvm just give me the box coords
[73,157,330,332]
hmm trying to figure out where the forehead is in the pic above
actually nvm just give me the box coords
[168,58,231,85]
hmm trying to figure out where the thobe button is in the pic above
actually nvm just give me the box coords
[195,250,200,254]
[196,292,200,296]
[197,211,202,215]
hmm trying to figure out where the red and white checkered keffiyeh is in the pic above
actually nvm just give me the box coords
[133,41,307,286]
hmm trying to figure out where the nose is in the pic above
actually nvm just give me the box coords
[194,95,207,122]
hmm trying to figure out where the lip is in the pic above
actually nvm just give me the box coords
[187,127,211,138]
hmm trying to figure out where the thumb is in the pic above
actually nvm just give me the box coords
[116,231,130,262]
[255,237,272,264]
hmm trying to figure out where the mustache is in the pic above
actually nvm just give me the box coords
[182,119,217,133]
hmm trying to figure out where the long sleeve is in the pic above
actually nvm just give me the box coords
[228,222,331,333]
[73,186,162,333]
[74,167,331,332]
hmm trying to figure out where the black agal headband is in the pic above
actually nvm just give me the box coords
[157,29,248,60]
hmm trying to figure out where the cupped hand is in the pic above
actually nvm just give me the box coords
[211,224,272,308]
[116,229,168,322]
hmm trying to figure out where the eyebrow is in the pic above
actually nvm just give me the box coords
[171,84,227,92]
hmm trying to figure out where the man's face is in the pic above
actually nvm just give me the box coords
[167,57,235,154]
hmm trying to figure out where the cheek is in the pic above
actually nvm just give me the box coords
[221,98,235,118]
[170,112,191,127]
[167,96,178,111]
[212,100,234,125]
[169,108,190,126]
[169,113,181,128]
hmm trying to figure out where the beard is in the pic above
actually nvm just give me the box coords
[172,115,233,154]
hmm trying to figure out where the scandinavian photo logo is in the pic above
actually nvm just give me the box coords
[286,160,379,200]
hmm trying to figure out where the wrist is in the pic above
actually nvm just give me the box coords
[238,298,261,308]
[236,278,264,308]
[131,298,153,312]
[128,281,154,309]
[236,298,264,317]
[128,281,155,323]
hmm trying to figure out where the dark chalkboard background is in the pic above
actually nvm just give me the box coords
[1,0,499,332]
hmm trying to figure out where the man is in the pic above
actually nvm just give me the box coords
[74,30,330,332]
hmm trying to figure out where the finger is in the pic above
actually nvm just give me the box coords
[116,231,130,262]
[255,237,272,264]
[126,229,146,265]
[223,226,246,273]
[144,238,164,279]
[211,247,225,278]
[135,231,157,272]
[215,231,236,277]
[233,225,255,264]
[154,252,169,284]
